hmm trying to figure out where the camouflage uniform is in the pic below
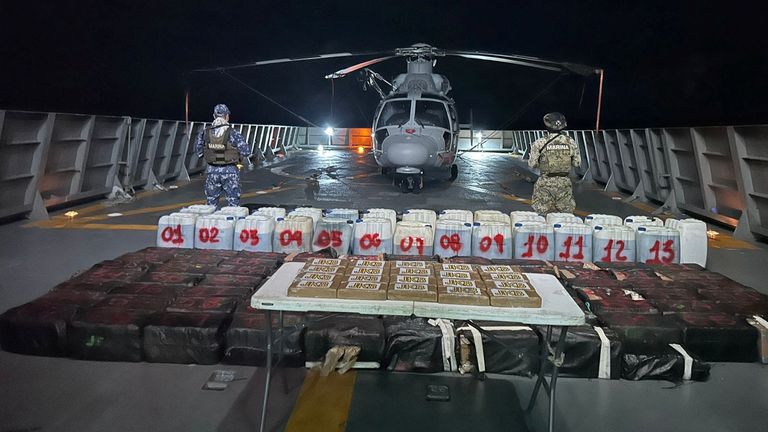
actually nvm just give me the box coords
[528,132,581,215]
[195,125,250,208]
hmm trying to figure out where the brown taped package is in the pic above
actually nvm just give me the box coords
[480,272,528,282]
[478,265,518,274]
[300,264,347,275]
[296,272,339,283]
[484,280,533,291]
[348,259,389,269]
[288,279,340,298]
[392,260,432,269]
[392,275,436,286]
[307,258,348,267]
[488,288,542,308]
[337,281,387,300]
[437,270,482,281]
[390,267,433,277]
[438,278,484,289]
[438,286,490,306]
[387,283,437,302]
[436,263,476,272]
[345,274,390,284]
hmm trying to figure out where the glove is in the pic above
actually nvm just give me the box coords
[243,156,255,172]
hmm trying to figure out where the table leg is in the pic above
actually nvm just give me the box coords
[547,326,568,432]
[526,326,569,432]
[259,309,274,432]
[526,326,552,413]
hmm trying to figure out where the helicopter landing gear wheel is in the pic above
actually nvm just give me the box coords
[398,176,410,193]
[450,164,458,181]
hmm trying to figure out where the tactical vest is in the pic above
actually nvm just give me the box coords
[203,127,240,165]
[538,135,573,175]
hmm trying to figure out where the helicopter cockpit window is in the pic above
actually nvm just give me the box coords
[379,100,412,127]
[415,100,450,129]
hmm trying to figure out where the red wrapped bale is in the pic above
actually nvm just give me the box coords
[140,272,203,286]
[207,264,273,278]
[384,254,440,262]
[575,287,657,314]
[198,274,263,289]
[180,286,252,298]
[236,251,285,260]
[94,295,170,312]
[304,313,386,363]
[598,312,682,354]
[383,316,444,373]
[650,299,720,315]
[622,345,710,382]
[165,254,223,266]
[535,325,622,379]
[37,290,106,307]
[165,296,239,314]
[632,288,703,302]
[71,266,148,286]
[222,255,284,267]
[223,311,305,367]
[671,312,759,362]
[143,312,231,364]
[192,249,238,259]
[116,247,179,265]
[441,256,493,265]
[0,301,79,356]
[152,261,217,274]
[287,252,339,263]
[110,283,186,297]
[456,321,540,377]
[52,281,117,293]
[67,308,155,362]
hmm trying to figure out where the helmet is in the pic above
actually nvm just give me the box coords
[543,112,567,131]
[213,104,231,118]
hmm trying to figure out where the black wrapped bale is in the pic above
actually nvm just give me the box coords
[0,301,79,356]
[671,312,759,362]
[304,314,385,363]
[180,286,252,299]
[143,312,231,364]
[94,295,170,312]
[223,311,305,366]
[537,326,622,379]
[37,290,107,307]
[576,287,657,314]
[383,317,443,372]
[67,308,155,362]
[110,283,186,297]
[140,272,203,286]
[598,312,683,354]
[198,274,263,289]
[165,296,239,314]
[456,322,540,376]
[622,345,710,382]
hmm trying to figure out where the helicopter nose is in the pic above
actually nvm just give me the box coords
[385,137,431,166]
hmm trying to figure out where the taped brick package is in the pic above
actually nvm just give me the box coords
[671,312,759,362]
[93,295,171,312]
[382,316,444,372]
[456,321,540,376]
[37,289,107,306]
[143,312,231,364]
[535,326,623,379]
[598,312,683,354]
[224,311,306,367]
[575,288,657,314]
[67,308,155,362]
[109,283,186,298]
[304,313,386,364]
[165,296,239,314]
[0,301,79,356]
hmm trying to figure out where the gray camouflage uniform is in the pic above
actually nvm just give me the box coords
[528,132,581,215]
[195,125,250,208]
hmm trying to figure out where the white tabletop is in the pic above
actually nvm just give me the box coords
[251,263,585,326]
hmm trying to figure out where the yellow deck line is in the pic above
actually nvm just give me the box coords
[285,370,356,432]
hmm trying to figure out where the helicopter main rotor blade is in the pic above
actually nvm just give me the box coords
[447,53,564,72]
[192,51,394,73]
[446,50,598,76]
[324,56,397,79]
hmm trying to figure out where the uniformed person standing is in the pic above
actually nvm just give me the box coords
[528,112,581,215]
[195,104,252,208]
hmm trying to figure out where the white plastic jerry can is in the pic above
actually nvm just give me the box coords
[234,214,275,252]
[438,209,474,224]
[363,208,398,235]
[585,214,623,228]
[324,208,359,221]
[394,221,434,256]
[513,222,555,260]
[273,215,313,253]
[194,214,236,250]
[554,223,593,263]
[664,218,708,267]
[353,218,393,255]
[624,215,663,231]
[289,207,323,228]
[636,226,681,265]
[258,207,287,220]
[546,212,583,226]
[474,210,511,224]
[472,221,513,259]
[593,225,636,263]
[510,211,546,226]
[312,218,354,255]
[179,204,216,216]
[402,209,437,232]
[434,220,473,257]
[157,213,197,248]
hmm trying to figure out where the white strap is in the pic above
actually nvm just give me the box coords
[429,319,457,372]
[753,315,768,330]
[593,326,611,379]
[669,343,692,380]
[456,326,532,374]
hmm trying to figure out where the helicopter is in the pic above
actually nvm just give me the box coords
[192,44,601,193]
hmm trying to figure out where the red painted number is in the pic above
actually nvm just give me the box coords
[161,225,184,245]
[601,239,628,262]
[521,235,548,258]
[559,235,585,261]
[279,230,303,246]
[198,227,220,243]
[360,233,382,249]
[400,236,425,255]
[239,229,260,246]
[439,234,463,252]
[479,234,505,253]
[316,230,343,248]
[646,239,675,264]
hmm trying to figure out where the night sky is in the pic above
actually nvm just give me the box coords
[1,1,766,130]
